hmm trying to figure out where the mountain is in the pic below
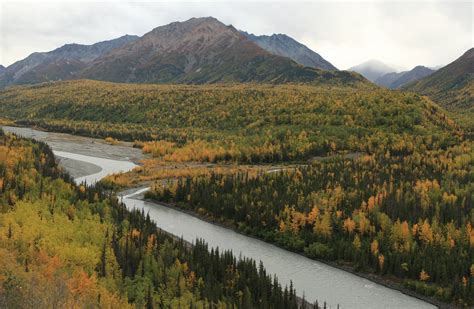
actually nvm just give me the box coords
[79,17,358,84]
[430,65,445,70]
[0,65,5,74]
[0,17,364,87]
[241,32,337,70]
[349,60,395,82]
[374,72,400,88]
[404,48,473,135]
[404,48,473,110]
[0,35,139,87]
[375,65,434,89]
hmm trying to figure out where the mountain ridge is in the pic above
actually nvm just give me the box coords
[404,48,473,110]
[241,31,337,70]
[375,65,434,89]
[0,34,139,87]
[404,48,473,134]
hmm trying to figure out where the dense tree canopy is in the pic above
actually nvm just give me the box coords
[0,80,462,163]
[147,140,474,306]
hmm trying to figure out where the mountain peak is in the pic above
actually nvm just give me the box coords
[351,59,394,71]
[349,60,395,82]
[150,16,229,34]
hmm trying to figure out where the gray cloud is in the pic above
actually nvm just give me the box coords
[1,0,472,70]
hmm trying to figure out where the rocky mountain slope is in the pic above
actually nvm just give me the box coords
[242,32,337,70]
[79,17,358,84]
[0,35,139,87]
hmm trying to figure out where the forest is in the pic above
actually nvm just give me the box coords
[0,129,320,308]
[0,79,472,307]
[0,80,463,163]
[146,139,474,306]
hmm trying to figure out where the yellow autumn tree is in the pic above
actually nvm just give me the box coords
[378,254,385,270]
[371,240,379,256]
[343,218,356,234]
[353,234,361,250]
[420,270,430,282]
[419,219,434,245]
[314,211,332,238]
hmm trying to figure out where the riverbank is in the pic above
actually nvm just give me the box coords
[139,210,316,308]
[56,155,102,179]
[2,125,143,164]
[135,195,453,309]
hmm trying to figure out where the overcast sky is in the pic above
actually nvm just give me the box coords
[0,0,472,70]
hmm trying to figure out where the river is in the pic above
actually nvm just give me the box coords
[2,126,435,309]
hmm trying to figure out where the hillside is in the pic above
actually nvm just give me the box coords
[404,48,473,133]
[242,32,337,70]
[404,48,473,110]
[349,60,395,82]
[79,17,358,84]
[0,79,461,163]
[0,35,139,87]
[376,66,434,89]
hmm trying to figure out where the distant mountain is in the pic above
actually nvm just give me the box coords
[375,66,435,89]
[79,17,361,85]
[349,60,395,82]
[374,72,400,88]
[241,32,337,70]
[404,48,473,110]
[0,35,139,87]
[0,65,5,74]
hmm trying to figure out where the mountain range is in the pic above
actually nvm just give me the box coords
[349,60,395,82]
[0,35,139,88]
[375,65,435,89]
[0,17,359,87]
[0,65,5,74]
[241,32,337,70]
